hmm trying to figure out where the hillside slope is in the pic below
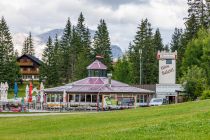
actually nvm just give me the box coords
[0,100,210,140]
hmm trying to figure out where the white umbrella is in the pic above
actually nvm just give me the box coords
[4,82,8,101]
[0,82,2,99]
[40,82,44,103]
[0,82,2,92]
[40,82,44,110]
[0,83,3,101]
[63,90,67,103]
[2,83,5,101]
[5,82,9,90]
[25,85,29,101]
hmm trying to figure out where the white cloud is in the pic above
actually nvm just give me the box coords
[0,0,188,52]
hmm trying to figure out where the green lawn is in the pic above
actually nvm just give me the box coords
[8,81,40,99]
[0,100,210,140]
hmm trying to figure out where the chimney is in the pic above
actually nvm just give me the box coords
[96,55,104,61]
[107,73,112,87]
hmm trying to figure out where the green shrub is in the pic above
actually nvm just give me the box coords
[201,90,210,100]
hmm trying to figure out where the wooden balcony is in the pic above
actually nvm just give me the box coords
[20,70,39,75]
[18,62,33,66]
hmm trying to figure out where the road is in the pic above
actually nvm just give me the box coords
[0,112,98,117]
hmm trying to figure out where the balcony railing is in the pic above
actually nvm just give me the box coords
[18,62,33,66]
[20,70,39,75]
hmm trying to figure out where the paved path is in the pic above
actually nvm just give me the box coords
[0,112,98,117]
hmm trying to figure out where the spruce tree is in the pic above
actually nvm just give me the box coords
[21,32,34,55]
[170,28,183,52]
[129,19,157,84]
[22,38,29,55]
[113,55,133,84]
[93,19,112,71]
[185,14,200,41]
[153,28,164,84]
[53,34,61,84]
[164,44,170,51]
[28,32,34,55]
[76,12,86,43]
[41,36,59,86]
[153,28,164,51]
[70,26,81,80]
[60,18,72,83]
[0,17,19,83]
[187,0,209,28]
[170,28,183,81]
[74,13,92,80]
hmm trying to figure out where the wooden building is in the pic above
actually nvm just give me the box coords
[17,54,42,81]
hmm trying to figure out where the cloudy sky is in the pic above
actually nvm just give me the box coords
[0,0,188,51]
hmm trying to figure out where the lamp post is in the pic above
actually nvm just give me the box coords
[139,49,142,85]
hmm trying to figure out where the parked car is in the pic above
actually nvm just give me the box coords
[149,98,166,106]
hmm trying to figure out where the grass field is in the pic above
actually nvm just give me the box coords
[0,100,210,140]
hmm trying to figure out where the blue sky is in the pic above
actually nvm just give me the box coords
[0,0,188,50]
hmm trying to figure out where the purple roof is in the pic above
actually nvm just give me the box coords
[44,77,154,94]
[87,60,107,70]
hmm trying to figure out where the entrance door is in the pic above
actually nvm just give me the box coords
[166,96,176,104]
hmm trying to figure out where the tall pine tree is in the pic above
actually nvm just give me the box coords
[93,19,112,71]
[41,36,59,86]
[21,32,34,55]
[170,28,183,81]
[129,19,157,84]
[74,13,92,80]
[60,18,72,83]
[0,17,19,84]
[153,28,164,52]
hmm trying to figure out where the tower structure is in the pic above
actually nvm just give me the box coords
[156,50,183,104]
[157,50,177,84]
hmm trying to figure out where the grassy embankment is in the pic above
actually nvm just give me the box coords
[0,100,210,140]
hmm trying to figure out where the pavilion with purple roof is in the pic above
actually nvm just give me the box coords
[44,59,154,110]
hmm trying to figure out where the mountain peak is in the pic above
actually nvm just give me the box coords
[13,29,123,60]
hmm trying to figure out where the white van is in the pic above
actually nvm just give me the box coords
[149,98,166,106]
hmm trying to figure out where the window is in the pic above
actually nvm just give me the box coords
[92,95,97,103]
[55,94,60,102]
[144,95,148,103]
[137,95,140,103]
[47,94,51,102]
[68,95,73,102]
[94,70,99,76]
[51,94,55,102]
[99,95,102,103]
[86,94,91,102]
[140,95,144,103]
[81,94,85,102]
[140,95,148,103]
[27,75,32,79]
[60,95,63,102]
[34,75,39,79]
[102,70,107,77]
[166,59,172,64]
[75,94,80,102]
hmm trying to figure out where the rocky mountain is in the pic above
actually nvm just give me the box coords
[13,29,123,59]
[111,45,123,60]
[37,28,95,43]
